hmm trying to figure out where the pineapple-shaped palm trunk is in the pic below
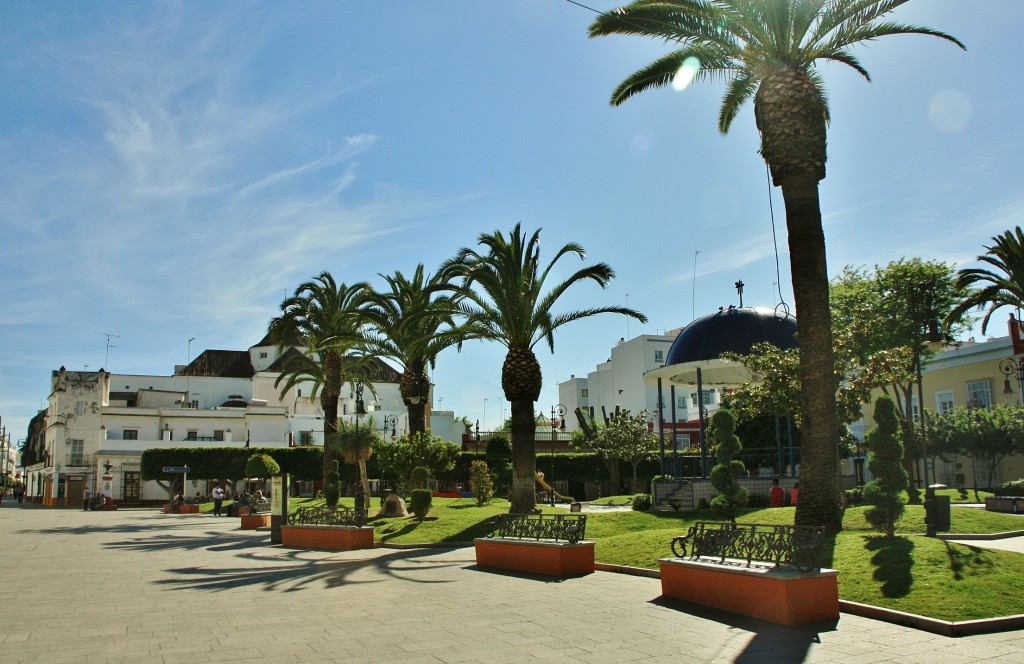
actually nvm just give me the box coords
[503,346,543,513]
[400,361,431,436]
[320,351,343,486]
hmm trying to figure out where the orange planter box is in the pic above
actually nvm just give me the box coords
[474,538,595,577]
[280,525,375,550]
[240,514,271,530]
[659,558,839,625]
[163,504,199,514]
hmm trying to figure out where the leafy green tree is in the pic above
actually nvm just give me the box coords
[268,272,370,484]
[244,453,280,496]
[374,430,461,490]
[328,418,379,510]
[588,0,962,534]
[708,409,748,524]
[946,227,1024,333]
[831,259,967,502]
[863,396,908,536]
[485,432,513,498]
[361,264,473,435]
[591,409,658,493]
[935,405,1024,495]
[469,460,494,506]
[444,224,646,513]
[569,419,621,494]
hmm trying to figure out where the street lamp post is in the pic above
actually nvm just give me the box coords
[382,414,397,440]
[999,357,1024,406]
[475,420,480,455]
[354,381,367,518]
[550,404,566,507]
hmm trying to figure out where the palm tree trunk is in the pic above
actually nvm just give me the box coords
[321,352,342,486]
[509,399,537,513]
[782,173,844,534]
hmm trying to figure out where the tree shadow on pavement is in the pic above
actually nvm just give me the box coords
[650,596,836,663]
[155,546,473,593]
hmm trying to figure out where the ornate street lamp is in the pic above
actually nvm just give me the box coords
[550,404,566,507]
[382,414,398,440]
[999,357,1023,404]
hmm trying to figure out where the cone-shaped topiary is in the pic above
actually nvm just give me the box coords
[469,460,494,506]
[863,396,908,536]
[324,459,342,510]
[709,409,748,523]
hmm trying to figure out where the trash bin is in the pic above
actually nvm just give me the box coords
[925,494,951,533]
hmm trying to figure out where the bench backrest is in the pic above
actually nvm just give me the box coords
[288,505,365,527]
[676,522,823,571]
[486,513,587,544]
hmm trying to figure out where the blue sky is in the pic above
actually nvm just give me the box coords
[2,1,1022,441]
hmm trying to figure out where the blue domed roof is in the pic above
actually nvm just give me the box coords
[665,306,797,366]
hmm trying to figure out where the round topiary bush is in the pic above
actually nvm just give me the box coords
[631,493,653,511]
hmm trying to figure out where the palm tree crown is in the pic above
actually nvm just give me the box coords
[268,272,370,483]
[445,223,647,512]
[946,227,1024,334]
[361,264,472,435]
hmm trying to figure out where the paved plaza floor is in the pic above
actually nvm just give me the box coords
[2,502,1024,664]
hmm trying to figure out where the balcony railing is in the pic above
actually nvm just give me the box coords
[66,454,90,467]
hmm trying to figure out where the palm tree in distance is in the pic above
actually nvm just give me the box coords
[268,272,370,484]
[589,0,963,533]
[946,227,1024,334]
[444,224,647,513]
[361,264,474,436]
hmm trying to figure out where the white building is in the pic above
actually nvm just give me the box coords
[558,329,725,443]
[23,335,409,506]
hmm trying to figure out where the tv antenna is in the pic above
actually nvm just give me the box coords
[94,331,120,368]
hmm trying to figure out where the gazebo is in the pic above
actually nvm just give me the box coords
[644,305,798,477]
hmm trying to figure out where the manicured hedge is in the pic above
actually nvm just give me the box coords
[141,446,324,482]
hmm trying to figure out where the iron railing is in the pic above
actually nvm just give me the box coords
[288,505,365,527]
[485,513,587,544]
[671,522,824,572]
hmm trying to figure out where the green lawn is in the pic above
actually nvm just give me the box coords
[359,498,1024,622]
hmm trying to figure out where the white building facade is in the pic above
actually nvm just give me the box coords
[24,335,410,506]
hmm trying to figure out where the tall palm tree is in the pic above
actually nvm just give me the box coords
[268,272,370,484]
[946,227,1024,334]
[445,224,647,513]
[589,0,962,533]
[361,264,472,436]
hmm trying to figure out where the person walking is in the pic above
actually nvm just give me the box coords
[83,487,92,511]
[212,485,225,516]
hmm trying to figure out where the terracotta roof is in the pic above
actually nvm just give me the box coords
[176,350,255,378]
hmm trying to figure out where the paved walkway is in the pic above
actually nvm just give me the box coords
[2,503,1024,663]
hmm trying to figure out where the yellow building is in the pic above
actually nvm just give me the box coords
[857,335,1024,490]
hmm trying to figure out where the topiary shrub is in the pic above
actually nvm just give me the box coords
[996,479,1024,496]
[485,433,512,462]
[410,466,431,490]
[324,460,342,510]
[469,460,494,506]
[631,493,653,511]
[708,409,748,523]
[245,453,280,480]
[410,488,432,520]
[863,396,908,536]
[747,492,770,508]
